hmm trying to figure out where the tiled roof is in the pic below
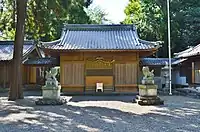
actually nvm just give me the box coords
[23,57,58,65]
[173,44,200,58]
[174,46,194,58]
[41,24,159,50]
[0,40,35,61]
[172,58,187,65]
[140,58,180,66]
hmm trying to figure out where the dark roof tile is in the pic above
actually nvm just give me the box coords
[0,40,35,61]
[174,45,200,58]
[41,24,159,50]
[23,57,58,65]
[140,58,180,66]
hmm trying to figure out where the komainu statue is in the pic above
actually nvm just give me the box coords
[45,67,59,87]
[142,66,154,80]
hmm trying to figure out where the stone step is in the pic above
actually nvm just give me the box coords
[134,96,164,106]
[135,99,164,106]
[35,98,67,105]
[136,95,160,100]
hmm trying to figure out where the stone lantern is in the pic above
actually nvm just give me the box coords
[161,61,172,93]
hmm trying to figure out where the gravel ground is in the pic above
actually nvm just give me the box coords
[1,93,200,132]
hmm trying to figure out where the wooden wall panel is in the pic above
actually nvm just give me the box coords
[59,52,140,93]
[85,76,113,86]
[114,63,137,85]
[30,67,36,83]
[61,63,84,85]
[0,63,10,87]
[115,64,124,84]
[0,66,5,84]
[113,53,137,61]
[115,87,138,92]
[86,69,113,76]
[60,53,83,61]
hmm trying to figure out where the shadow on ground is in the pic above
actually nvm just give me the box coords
[68,95,134,102]
[0,95,200,132]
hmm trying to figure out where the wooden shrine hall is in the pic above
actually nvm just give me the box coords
[40,24,160,93]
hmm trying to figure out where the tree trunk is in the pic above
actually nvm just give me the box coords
[8,0,27,101]
[12,0,16,29]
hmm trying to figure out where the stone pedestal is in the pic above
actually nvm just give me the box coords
[142,79,154,85]
[139,85,157,96]
[35,85,67,105]
[42,85,61,100]
[35,67,67,105]
[134,84,164,105]
[134,66,164,105]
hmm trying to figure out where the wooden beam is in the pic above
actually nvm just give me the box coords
[61,85,84,87]
[42,48,158,53]
[115,84,137,87]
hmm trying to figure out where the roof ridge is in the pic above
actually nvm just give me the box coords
[63,24,136,31]
[138,39,160,48]
[174,45,199,58]
[191,43,200,51]
[174,47,193,55]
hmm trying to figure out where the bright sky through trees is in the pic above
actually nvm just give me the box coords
[92,0,129,23]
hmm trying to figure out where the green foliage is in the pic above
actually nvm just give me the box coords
[0,0,92,41]
[123,0,200,57]
[0,0,16,40]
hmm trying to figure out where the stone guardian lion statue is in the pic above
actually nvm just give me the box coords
[45,67,59,87]
[142,66,154,80]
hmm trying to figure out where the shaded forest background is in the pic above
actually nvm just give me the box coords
[0,0,107,41]
[123,0,200,57]
[0,0,200,57]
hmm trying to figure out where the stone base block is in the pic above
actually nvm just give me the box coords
[42,85,61,100]
[139,85,158,96]
[142,79,154,85]
[35,98,67,105]
[134,95,164,106]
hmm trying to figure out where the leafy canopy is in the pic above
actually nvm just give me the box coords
[0,0,93,41]
[123,0,200,57]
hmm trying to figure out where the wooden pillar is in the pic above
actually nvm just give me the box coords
[192,62,195,84]
[3,63,6,88]
[113,61,115,92]
[27,66,29,83]
[60,58,63,86]
[136,53,139,88]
